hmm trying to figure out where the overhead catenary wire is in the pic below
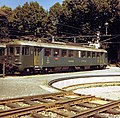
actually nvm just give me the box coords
[57,22,81,31]
[102,42,120,44]
[100,35,120,43]
[6,0,120,45]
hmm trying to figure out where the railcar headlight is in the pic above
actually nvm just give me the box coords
[34,66,39,68]
[15,59,18,61]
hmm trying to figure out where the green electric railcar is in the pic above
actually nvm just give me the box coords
[5,40,108,74]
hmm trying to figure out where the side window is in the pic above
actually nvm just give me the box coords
[68,50,74,57]
[87,51,91,58]
[25,47,29,55]
[75,51,79,58]
[45,48,51,56]
[22,47,25,55]
[81,51,86,58]
[8,47,14,55]
[22,47,29,55]
[61,50,67,57]
[92,52,96,58]
[15,47,20,55]
[54,49,59,57]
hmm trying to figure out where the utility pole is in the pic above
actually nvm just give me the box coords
[2,59,5,78]
[52,36,55,43]
[105,22,108,35]
[74,37,76,43]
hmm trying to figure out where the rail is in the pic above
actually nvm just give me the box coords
[0,91,120,118]
[70,100,120,118]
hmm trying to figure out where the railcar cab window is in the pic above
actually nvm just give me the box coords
[0,48,4,55]
[8,47,14,55]
[61,50,67,57]
[54,49,59,57]
[22,47,29,55]
[68,50,74,57]
[45,48,51,56]
[15,47,20,55]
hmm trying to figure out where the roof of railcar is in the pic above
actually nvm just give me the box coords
[7,40,107,53]
[0,43,6,48]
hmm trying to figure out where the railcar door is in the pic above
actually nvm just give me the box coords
[34,47,40,66]
[99,52,104,64]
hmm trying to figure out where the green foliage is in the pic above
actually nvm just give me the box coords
[58,0,120,36]
[0,0,120,40]
[45,2,62,37]
[8,2,47,37]
[59,0,93,35]
[0,5,12,17]
[0,6,11,39]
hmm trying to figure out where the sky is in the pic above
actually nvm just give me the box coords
[0,0,63,10]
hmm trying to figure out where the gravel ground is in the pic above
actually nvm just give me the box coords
[0,66,120,100]
[0,78,51,100]
[74,86,120,100]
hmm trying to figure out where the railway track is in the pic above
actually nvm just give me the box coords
[0,91,120,118]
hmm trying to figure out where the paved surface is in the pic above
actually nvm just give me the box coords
[0,66,120,100]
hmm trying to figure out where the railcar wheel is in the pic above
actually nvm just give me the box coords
[42,67,54,73]
[29,68,35,75]
[20,68,33,75]
[68,66,76,72]
[20,70,27,76]
[80,66,85,70]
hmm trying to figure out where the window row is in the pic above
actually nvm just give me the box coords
[45,48,104,58]
[7,47,30,55]
[6,47,105,58]
[7,47,41,56]
[0,48,5,56]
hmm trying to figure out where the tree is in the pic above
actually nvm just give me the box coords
[0,6,11,40]
[45,2,62,37]
[8,2,47,38]
[109,0,120,35]
[59,0,91,36]
[0,5,12,17]
[90,0,119,35]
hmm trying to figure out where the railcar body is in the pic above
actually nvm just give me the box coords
[5,40,108,74]
[0,44,6,73]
